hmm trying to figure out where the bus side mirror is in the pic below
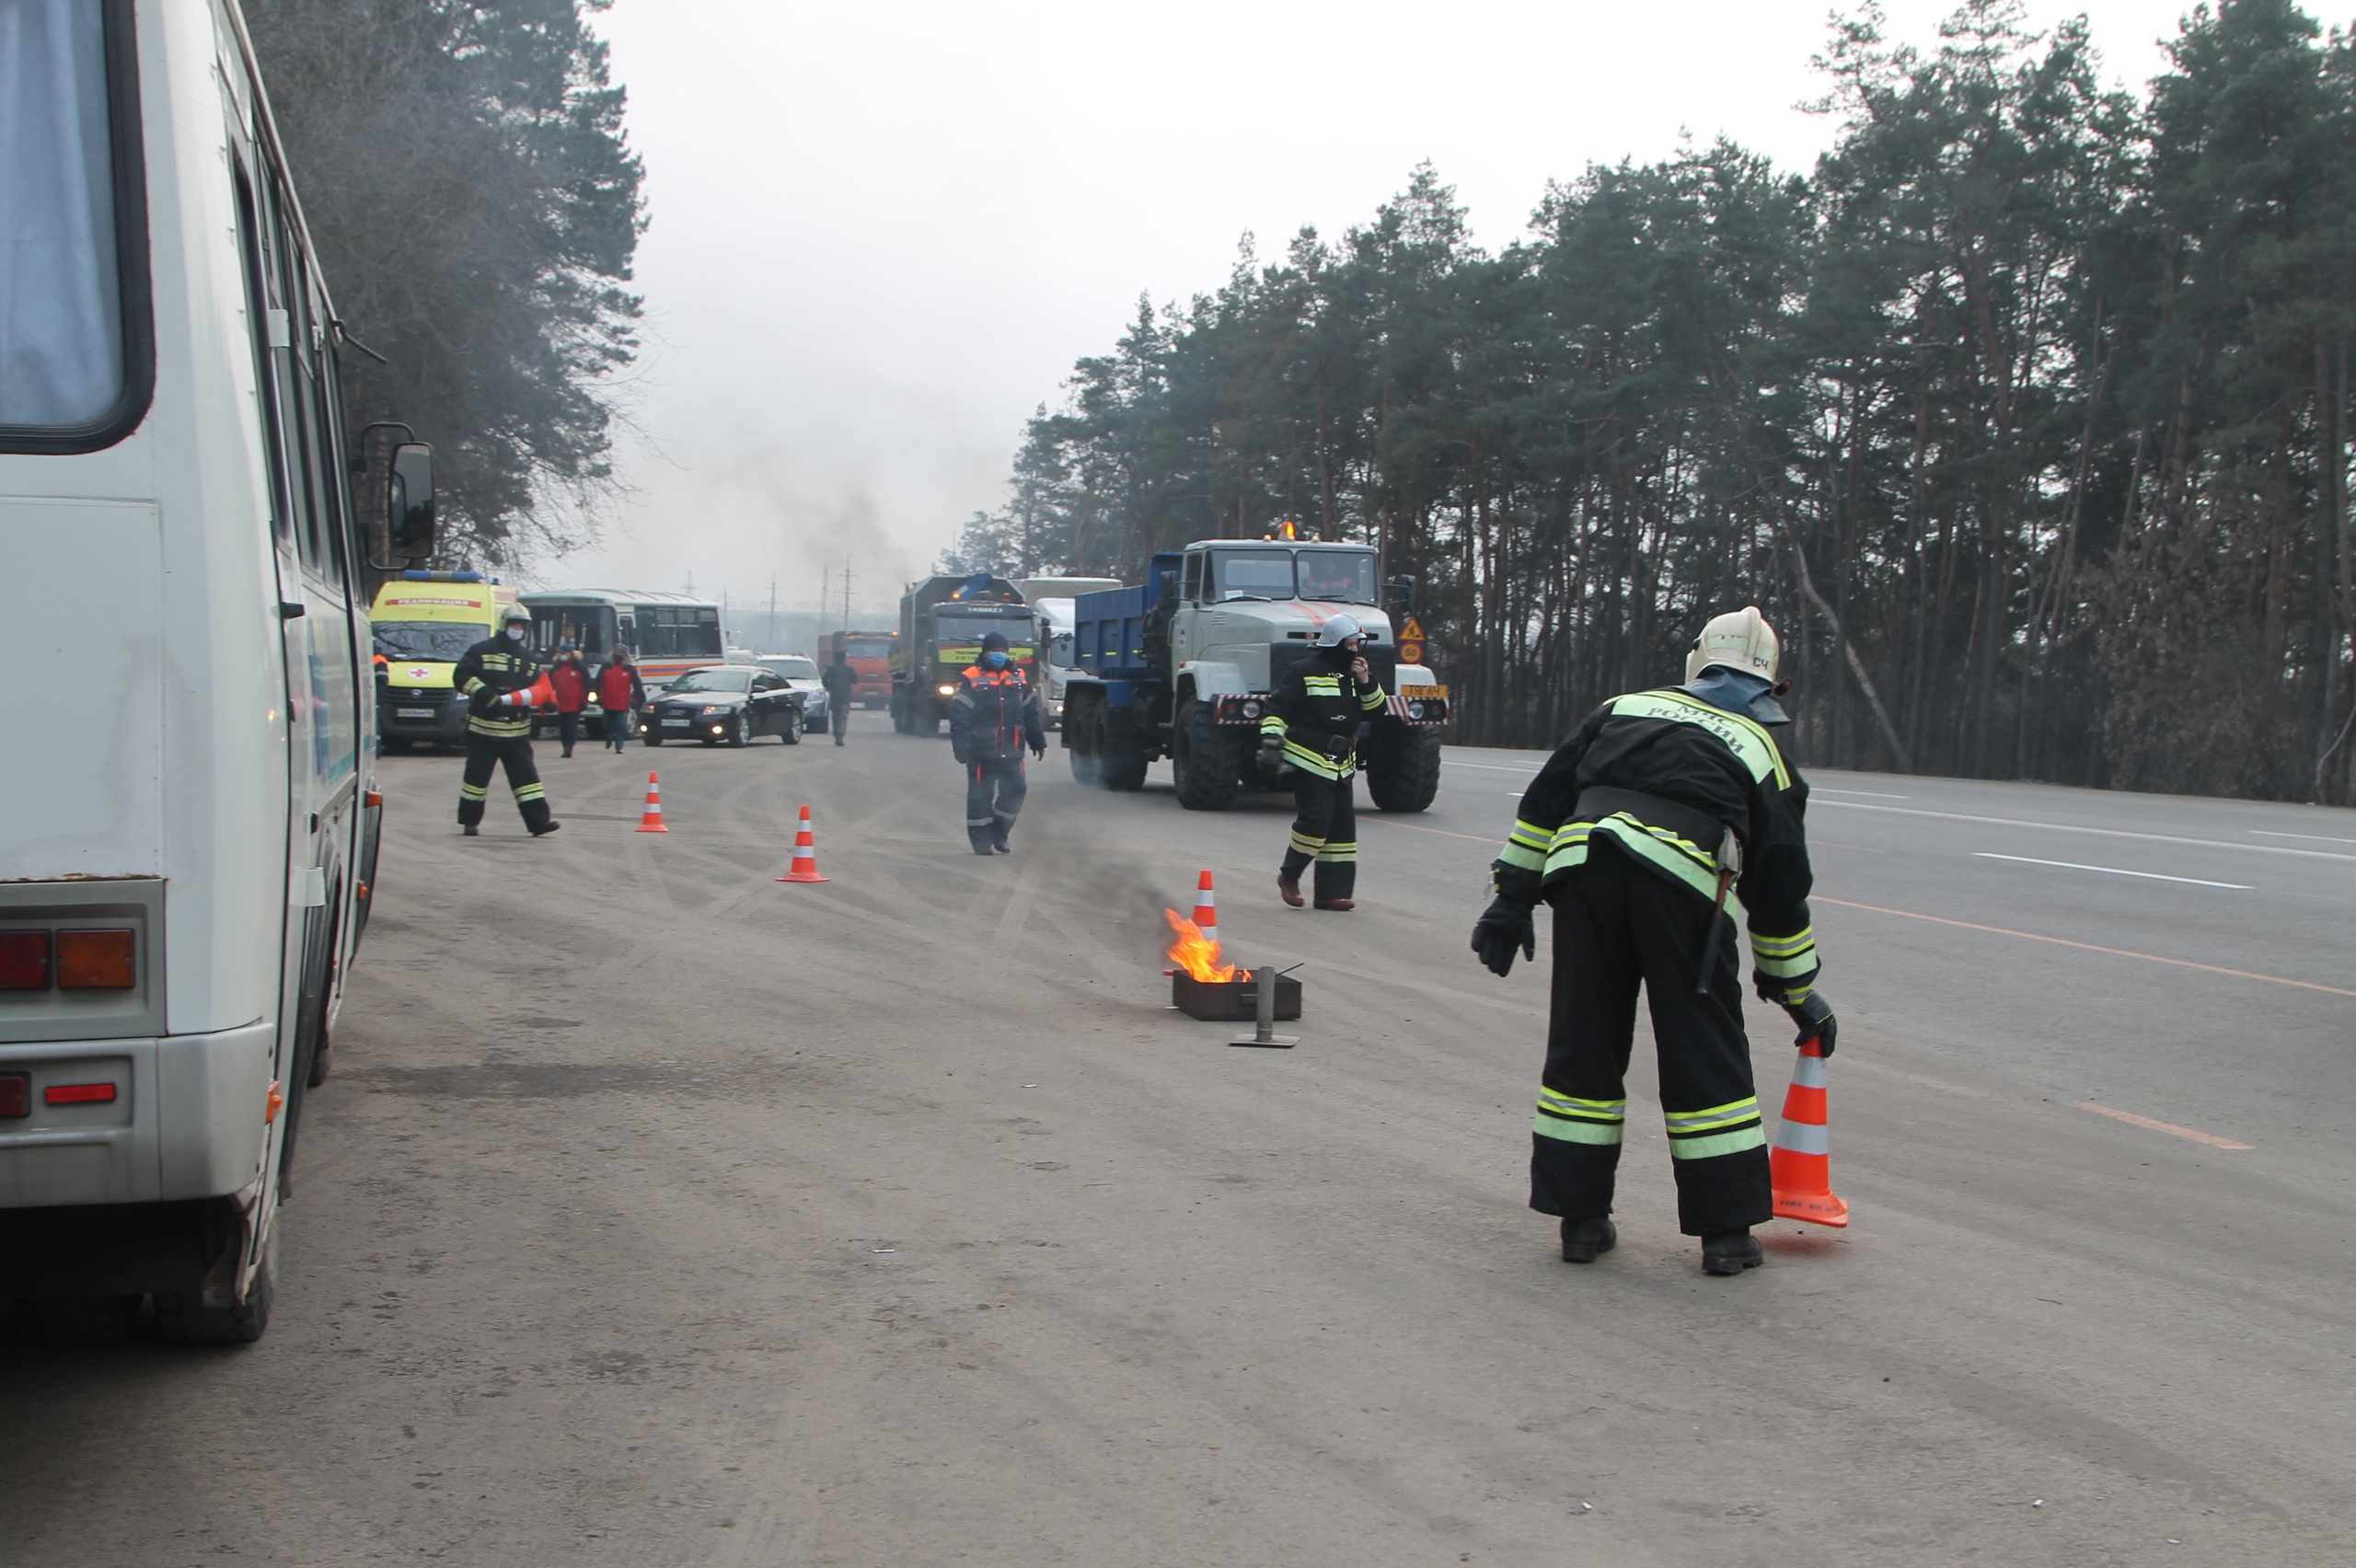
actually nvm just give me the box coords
[388,444,437,561]
[1385,574,1418,616]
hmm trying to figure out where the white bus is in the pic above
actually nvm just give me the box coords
[0,0,435,1342]
[520,587,724,695]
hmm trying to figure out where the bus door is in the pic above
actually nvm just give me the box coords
[234,148,350,1224]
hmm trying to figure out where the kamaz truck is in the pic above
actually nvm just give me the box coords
[1060,538,1449,811]
[890,575,1034,733]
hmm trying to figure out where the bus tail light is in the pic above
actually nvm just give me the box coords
[45,1082,117,1106]
[0,932,51,989]
[56,930,135,989]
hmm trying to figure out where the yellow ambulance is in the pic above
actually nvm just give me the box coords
[370,571,516,749]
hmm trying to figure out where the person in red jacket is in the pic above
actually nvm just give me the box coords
[596,648,645,753]
[547,644,592,757]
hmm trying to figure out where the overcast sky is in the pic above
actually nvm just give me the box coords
[559,0,2198,631]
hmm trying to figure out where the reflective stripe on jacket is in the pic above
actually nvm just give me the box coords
[1493,686,1819,1001]
[1261,653,1386,780]
[453,635,543,739]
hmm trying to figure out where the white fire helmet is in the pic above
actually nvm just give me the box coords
[1684,605,1779,684]
[1314,612,1366,648]
[501,602,532,627]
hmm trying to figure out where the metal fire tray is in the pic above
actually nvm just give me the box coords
[1172,971,1301,1021]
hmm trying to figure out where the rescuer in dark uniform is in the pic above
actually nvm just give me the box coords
[1262,612,1387,911]
[1470,606,1833,1277]
[452,602,560,837]
[950,631,1045,855]
[822,655,857,746]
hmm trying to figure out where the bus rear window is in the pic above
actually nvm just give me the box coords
[0,0,146,445]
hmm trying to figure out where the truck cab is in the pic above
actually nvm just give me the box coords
[1062,538,1449,811]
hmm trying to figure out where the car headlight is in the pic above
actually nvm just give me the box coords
[1406,701,1426,720]
[710,724,724,733]
[1240,700,1262,719]
[586,693,601,705]
[938,684,956,697]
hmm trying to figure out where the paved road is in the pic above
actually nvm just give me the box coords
[6,714,2351,1566]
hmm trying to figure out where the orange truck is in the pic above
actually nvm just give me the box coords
[821,629,896,709]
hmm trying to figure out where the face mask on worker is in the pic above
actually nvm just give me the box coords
[984,650,1010,669]
[503,625,525,643]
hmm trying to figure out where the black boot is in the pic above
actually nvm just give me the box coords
[1560,1216,1617,1263]
[530,820,561,837]
[1702,1229,1762,1275]
[461,824,479,836]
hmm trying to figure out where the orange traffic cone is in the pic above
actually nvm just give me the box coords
[1769,1036,1848,1227]
[778,803,829,883]
[1191,870,1218,947]
[634,772,668,833]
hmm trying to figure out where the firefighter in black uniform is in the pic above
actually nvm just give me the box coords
[1470,606,1834,1276]
[950,631,1045,855]
[1262,613,1387,911]
[452,602,560,837]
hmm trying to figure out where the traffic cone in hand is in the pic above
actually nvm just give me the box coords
[1769,1036,1848,1227]
[778,804,829,883]
[1191,870,1218,947]
[634,772,668,833]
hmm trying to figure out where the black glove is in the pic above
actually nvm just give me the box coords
[1030,743,1045,759]
[1471,896,1537,978]
[1780,990,1837,1056]
[952,749,970,767]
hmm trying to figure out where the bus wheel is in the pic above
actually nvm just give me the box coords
[155,1228,275,1345]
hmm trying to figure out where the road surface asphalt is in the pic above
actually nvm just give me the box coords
[5,711,2351,1566]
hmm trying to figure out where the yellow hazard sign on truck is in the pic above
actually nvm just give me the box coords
[1397,616,1426,666]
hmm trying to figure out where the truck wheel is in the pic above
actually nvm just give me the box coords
[1068,692,1103,785]
[1365,726,1444,813]
[1098,709,1149,791]
[1171,699,1240,811]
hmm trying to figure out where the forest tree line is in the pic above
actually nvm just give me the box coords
[248,0,644,570]
[951,0,2356,802]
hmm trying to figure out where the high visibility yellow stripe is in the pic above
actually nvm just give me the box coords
[1668,1124,1768,1159]
[1750,927,1815,955]
[1543,816,1721,900]
[1290,831,1326,855]
[1283,742,1350,778]
[1314,842,1357,862]
[1666,1098,1761,1134]
[514,783,546,801]
[1535,1113,1623,1146]
[1357,687,1387,710]
[1496,841,1545,872]
[1538,1089,1625,1123]
[458,783,489,801]
[1609,691,1790,788]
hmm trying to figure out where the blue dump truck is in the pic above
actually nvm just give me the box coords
[1060,536,1450,811]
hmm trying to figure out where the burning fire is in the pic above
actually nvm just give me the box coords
[1163,908,1238,983]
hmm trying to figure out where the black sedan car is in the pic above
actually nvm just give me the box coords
[643,664,805,747]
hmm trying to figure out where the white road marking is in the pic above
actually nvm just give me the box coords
[1444,760,1542,773]
[1973,852,2251,890]
[1814,788,1911,799]
[1817,799,2356,861]
[2249,829,2356,846]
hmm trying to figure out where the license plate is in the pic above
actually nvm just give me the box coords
[661,718,689,727]
[395,708,433,719]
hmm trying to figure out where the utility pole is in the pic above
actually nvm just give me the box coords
[841,558,853,631]
[768,576,779,653]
